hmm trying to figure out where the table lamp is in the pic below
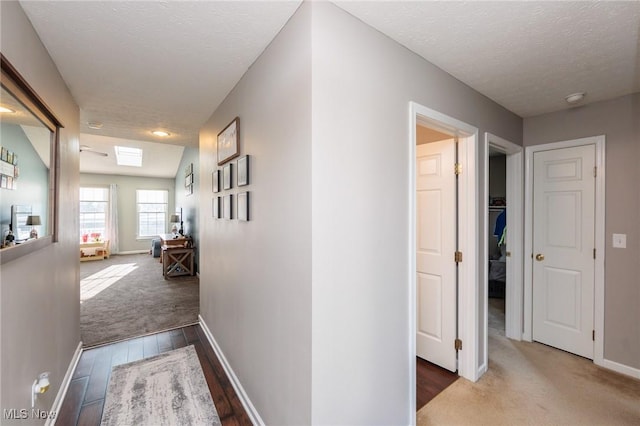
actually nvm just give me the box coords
[26,215,41,239]
[170,209,183,235]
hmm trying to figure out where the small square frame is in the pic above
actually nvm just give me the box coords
[223,194,233,220]
[237,192,249,221]
[212,170,220,193]
[212,197,220,218]
[223,163,233,190]
[237,155,249,187]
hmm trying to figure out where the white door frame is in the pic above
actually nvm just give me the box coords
[409,102,479,420]
[523,136,605,366]
[482,133,523,372]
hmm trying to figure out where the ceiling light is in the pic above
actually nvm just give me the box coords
[0,106,15,113]
[87,121,103,129]
[565,92,586,104]
[152,130,170,137]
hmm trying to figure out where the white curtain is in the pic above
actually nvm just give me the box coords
[107,184,119,254]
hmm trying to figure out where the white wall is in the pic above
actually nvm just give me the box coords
[0,2,80,422]
[198,3,311,425]
[80,174,176,252]
[310,3,522,423]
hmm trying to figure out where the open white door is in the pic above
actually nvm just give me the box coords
[532,144,595,359]
[416,139,457,372]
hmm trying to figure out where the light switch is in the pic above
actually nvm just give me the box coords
[612,234,626,248]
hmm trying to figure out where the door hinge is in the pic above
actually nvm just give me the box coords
[593,248,596,259]
[454,163,462,175]
[594,166,597,178]
[454,251,463,263]
[592,330,595,341]
[455,339,462,351]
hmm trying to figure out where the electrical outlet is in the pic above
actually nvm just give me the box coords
[612,234,626,249]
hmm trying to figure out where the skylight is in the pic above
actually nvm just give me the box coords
[115,146,142,167]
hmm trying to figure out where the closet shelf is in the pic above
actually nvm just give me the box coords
[489,206,506,211]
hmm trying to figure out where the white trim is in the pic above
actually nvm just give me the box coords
[523,136,605,364]
[49,342,83,426]
[484,133,524,344]
[601,358,640,380]
[408,106,417,426]
[115,250,149,255]
[482,133,523,378]
[198,315,265,426]
[409,102,479,390]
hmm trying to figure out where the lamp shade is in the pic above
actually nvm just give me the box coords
[26,215,41,226]
[170,214,180,223]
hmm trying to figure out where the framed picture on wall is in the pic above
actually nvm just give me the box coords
[237,155,249,187]
[223,163,233,190]
[237,192,249,221]
[217,117,240,165]
[223,194,233,220]
[212,197,220,219]
[212,170,220,193]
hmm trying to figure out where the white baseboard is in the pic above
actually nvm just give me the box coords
[49,341,83,426]
[600,358,640,380]
[115,250,149,255]
[198,315,264,426]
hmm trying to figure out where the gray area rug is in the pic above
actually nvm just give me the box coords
[101,345,220,426]
[81,253,199,347]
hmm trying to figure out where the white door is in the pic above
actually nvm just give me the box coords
[416,139,457,372]
[532,144,595,359]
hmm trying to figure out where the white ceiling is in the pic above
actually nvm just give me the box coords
[17,1,640,177]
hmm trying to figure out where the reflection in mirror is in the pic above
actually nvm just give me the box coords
[1,54,62,264]
[0,85,52,246]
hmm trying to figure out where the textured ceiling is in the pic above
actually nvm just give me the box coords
[17,0,640,163]
[19,1,302,148]
[335,1,640,117]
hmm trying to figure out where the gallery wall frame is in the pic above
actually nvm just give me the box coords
[237,155,250,187]
[223,163,233,190]
[212,170,220,193]
[223,194,233,220]
[237,191,249,221]
[217,117,240,165]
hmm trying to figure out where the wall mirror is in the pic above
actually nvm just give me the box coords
[0,54,62,265]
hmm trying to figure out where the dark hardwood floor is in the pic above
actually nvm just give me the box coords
[57,324,252,426]
[416,357,458,410]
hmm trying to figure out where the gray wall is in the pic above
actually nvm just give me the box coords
[524,93,640,370]
[0,1,81,422]
[199,3,312,425]
[200,2,522,424]
[310,3,521,424]
[80,174,176,253]
[174,147,199,271]
[0,124,49,237]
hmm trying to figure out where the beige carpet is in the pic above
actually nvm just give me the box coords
[418,301,640,425]
[81,253,199,347]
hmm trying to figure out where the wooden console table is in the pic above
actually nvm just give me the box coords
[162,245,195,278]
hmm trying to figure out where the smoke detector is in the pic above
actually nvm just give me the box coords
[564,92,586,105]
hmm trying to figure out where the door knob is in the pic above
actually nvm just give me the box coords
[535,253,545,261]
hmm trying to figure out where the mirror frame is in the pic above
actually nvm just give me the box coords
[0,53,63,265]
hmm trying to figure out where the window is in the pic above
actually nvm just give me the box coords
[136,189,168,238]
[79,187,109,240]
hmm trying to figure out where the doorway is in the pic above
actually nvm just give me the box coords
[409,102,479,419]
